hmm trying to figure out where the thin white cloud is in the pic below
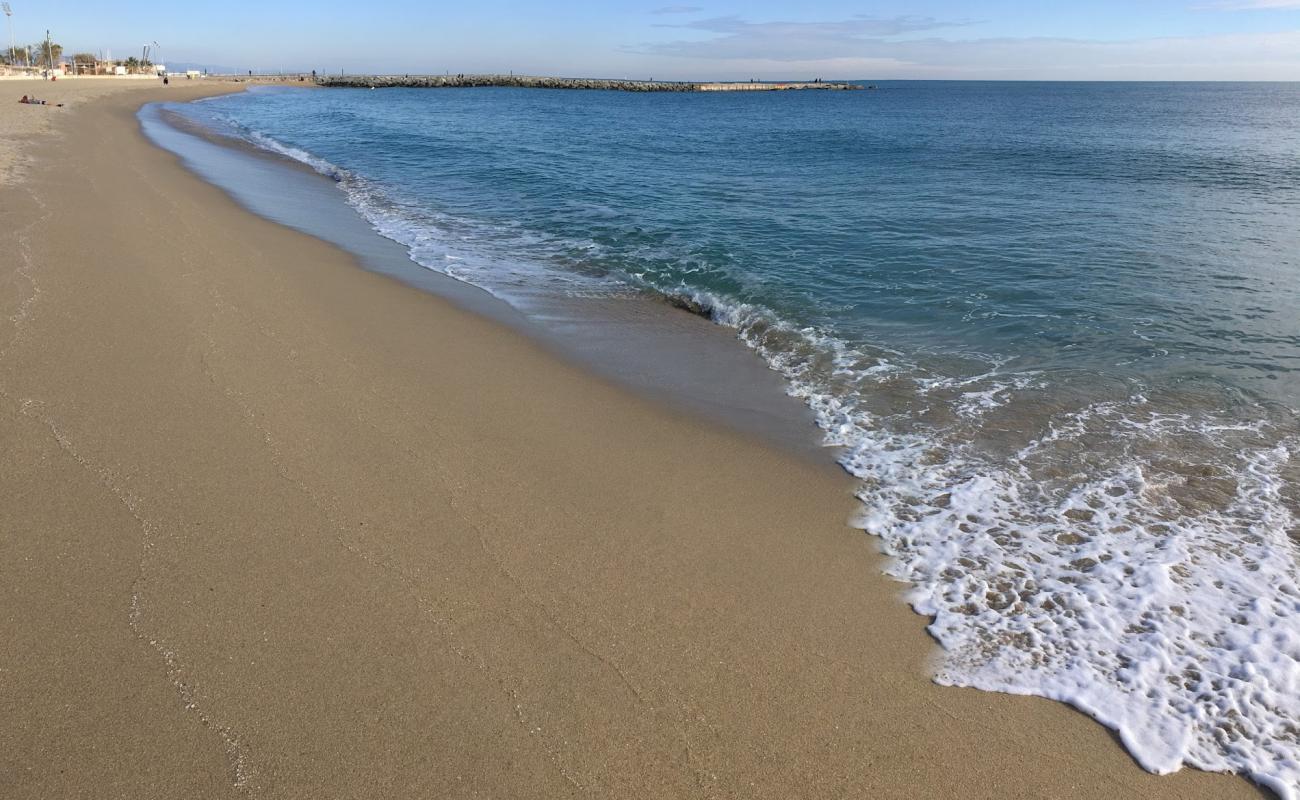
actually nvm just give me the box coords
[630,16,1300,80]
[1197,0,1300,8]
[642,15,976,60]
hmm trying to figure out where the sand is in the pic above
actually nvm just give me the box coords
[0,84,1267,798]
[0,78,197,182]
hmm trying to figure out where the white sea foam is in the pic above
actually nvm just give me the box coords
[232,130,597,299]
[232,124,1300,797]
[693,288,1300,798]
[246,130,346,181]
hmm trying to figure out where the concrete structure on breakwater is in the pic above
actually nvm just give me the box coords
[695,81,853,92]
[316,74,859,92]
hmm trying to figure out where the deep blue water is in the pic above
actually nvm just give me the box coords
[185,82,1300,395]
[172,82,1300,795]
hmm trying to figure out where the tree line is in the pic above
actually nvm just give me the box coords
[2,41,61,67]
[3,42,156,72]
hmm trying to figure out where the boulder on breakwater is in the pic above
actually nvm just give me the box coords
[316,74,860,92]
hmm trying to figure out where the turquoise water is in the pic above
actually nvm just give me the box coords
[172,83,1300,796]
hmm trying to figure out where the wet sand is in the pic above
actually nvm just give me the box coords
[0,83,1267,798]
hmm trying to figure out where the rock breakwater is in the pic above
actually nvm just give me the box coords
[316,75,859,92]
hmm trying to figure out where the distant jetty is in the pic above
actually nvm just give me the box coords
[316,74,860,92]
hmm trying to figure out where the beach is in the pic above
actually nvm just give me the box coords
[0,80,1268,798]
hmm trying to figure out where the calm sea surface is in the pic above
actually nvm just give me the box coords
[173,82,1300,795]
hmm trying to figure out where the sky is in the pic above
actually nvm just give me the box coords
[9,1,1300,80]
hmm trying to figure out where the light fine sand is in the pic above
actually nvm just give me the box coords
[0,83,1267,798]
[0,78,186,182]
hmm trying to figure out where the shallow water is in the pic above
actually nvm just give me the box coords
[167,82,1300,796]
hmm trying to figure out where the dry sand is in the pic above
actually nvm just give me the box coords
[0,78,206,182]
[0,83,1268,798]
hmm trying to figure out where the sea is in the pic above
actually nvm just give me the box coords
[149,81,1300,797]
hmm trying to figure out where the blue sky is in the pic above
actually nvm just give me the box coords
[11,1,1300,79]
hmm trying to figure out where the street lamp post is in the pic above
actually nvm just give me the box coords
[2,4,14,70]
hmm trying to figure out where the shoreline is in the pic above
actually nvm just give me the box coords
[0,83,1268,797]
[141,94,827,458]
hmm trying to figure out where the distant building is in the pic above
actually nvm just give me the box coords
[67,58,102,75]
